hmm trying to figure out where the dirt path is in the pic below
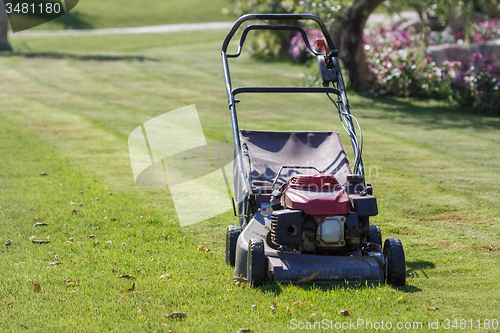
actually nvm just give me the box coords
[11,21,235,36]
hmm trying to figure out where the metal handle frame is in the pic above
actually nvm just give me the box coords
[221,14,364,197]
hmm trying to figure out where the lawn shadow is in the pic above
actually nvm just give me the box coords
[0,51,157,62]
[260,279,422,296]
[355,94,500,132]
[406,260,436,280]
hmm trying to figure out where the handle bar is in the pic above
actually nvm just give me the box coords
[221,14,336,54]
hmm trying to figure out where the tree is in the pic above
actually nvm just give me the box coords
[232,0,385,91]
[337,0,383,90]
[0,0,12,51]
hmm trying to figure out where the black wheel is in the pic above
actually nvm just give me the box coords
[247,239,266,287]
[226,225,241,266]
[368,225,382,246]
[383,238,406,286]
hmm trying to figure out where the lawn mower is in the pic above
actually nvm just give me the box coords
[222,14,406,286]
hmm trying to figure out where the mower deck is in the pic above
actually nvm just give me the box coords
[235,211,385,284]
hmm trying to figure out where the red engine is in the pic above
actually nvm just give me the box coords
[271,174,358,254]
[281,174,350,218]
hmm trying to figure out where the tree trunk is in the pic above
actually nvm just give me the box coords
[338,0,383,91]
[0,0,11,51]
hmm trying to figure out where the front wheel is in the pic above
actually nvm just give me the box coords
[226,225,241,266]
[247,239,267,287]
[384,238,406,286]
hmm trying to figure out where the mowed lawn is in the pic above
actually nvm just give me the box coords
[1,30,500,332]
[11,0,234,30]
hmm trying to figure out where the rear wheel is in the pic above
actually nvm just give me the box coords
[384,238,406,286]
[247,239,266,287]
[226,225,241,266]
[368,225,382,247]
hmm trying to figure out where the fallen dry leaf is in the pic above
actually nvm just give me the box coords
[426,306,439,311]
[30,236,50,244]
[118,274,135,279]
[137,309,142,314]
[236,329,252,333]
[293,301,303,307]
[270,302,277,311]
[30,208,36,211]
[20,324,28,329]
[165,312,187,319]
[158,324,168,328]
[122,283,135,292]
[33,217,43,221]
[396,294,409,302]
[197,245,210,252]
[287,307,293,313]
[70,202,76,205]
[32,222,48,227]
[7,302,14,307]
[160,274,171,279]
[33,283,42,292]
[394,313,400,317]
[251,304,256,310]
[232,277,248,284]
[339,310,351,316]
[297,270,319,283]
[85,234,95,239]
[40,172,48,176]
[62,279,79,286]
[48,262,62,265]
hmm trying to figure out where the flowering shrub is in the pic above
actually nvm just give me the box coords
[456,19,500,43]
[448,54,500,113]
[429,19,500,45]
[364,25,453,98]
[364,23,500,113]
[288,29,326,62]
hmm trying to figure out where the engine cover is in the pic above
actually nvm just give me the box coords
[281,174,350,215]
[270,209,302,247]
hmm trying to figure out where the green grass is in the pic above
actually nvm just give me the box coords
[1,30,500,332]
[10,0,234,31]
